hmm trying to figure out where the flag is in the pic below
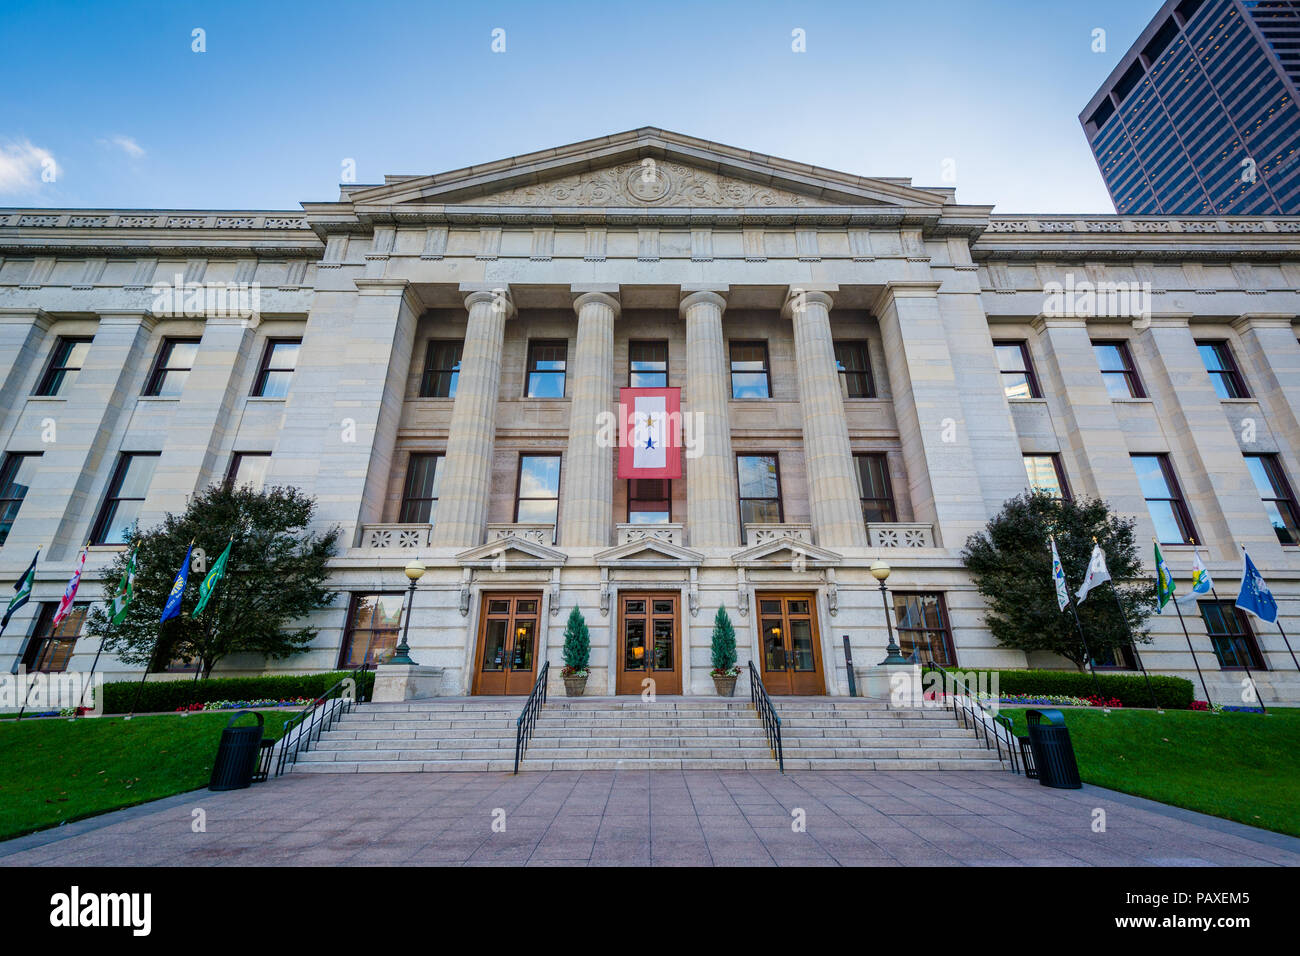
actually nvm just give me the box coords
[1177,548,1214,605]
[191,540,231,619]
[1076,543,1111,603]
[110,545,137,625]
[161,543,192,623]
[617,387,682,479]
[1050,536,1069,611]
[1236,548,1278,624]
[2,550,38,631]
[52,547,87,628]
[1153,541,1176,614]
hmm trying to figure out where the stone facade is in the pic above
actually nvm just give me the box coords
[2,128,1300,704]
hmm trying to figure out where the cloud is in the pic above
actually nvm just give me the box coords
[0,140,57,193]
[100,134,145,158]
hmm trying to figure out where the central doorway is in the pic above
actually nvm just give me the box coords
[617,592,681,695]
[473,592,541,695]
[758,592,825,695]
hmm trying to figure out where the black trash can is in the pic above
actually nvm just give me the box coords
[209,710,265,791]
[1026,708,1081,790]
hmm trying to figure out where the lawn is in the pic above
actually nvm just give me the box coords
[1000,706,1300,837]
[0,710,294,842]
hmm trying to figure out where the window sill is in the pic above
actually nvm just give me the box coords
[1008,397,1048,404]
[1219,397,1257,404]
[1111,397,1154,404]
[137,395,180,403]
[26,395,67,403]
[245,396,287,404]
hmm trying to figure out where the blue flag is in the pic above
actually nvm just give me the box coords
[1236,548,1278,624]
[161,543,192,623]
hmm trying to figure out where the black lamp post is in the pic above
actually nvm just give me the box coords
[872,559,907,665]
[390,559,425,665]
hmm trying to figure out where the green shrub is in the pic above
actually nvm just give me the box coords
[924,667,1194,710]
[99,670,375,715]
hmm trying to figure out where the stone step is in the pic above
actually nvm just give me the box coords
[291,755,1009,774]
[314,733,984,751]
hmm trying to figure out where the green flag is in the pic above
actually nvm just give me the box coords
[1153,540,1176,614]
[110,545,137,625]
[191,540,232,619]
[2,550,38,632]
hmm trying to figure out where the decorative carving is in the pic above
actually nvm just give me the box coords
[736,568,749,617]
[69,216,108,228]
[459,568,472,617]
[688,568,699,618]
[18,215,60,227]
[599,568,610,617]
[616,523,684,546]
[867,523,934,548]
[826,568,838,617]
[471,161,826,207]
[550,568,561,617]
[487,523,554,546]
[745,523,813,545]
[361,524,431,550]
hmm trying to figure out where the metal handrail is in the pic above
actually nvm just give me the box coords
[748,661,784,772]
[921,656,1020,774]
[513,660,550,774]
[274,665,372,777]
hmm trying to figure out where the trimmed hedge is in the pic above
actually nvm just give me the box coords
[925,667,1195,710]
[99,670,375,715]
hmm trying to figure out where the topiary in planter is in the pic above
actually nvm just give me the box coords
[710,605,739,696]
[562,607,591,696]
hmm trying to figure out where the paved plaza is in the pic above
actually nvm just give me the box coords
[2,770,1298,867]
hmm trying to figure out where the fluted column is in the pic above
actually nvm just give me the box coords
[559,291,619,546]
[430,289,515,547]
[681,291,740,548]
[783,290,868,548]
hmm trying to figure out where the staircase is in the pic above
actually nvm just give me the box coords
[290,697,1009,773]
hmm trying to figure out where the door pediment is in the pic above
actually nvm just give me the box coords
[595,538,705,568]
[456,536,567,569]
[732,536,842,568]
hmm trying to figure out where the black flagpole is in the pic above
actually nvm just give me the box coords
[1055,538,1104,699]
[1098,537,1161,711]
[1170,591,1212,708]
[1241,543,1298,670]
[1209,568,1266,714]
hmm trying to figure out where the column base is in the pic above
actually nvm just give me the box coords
[855,663,923,707]
[372,664,445,703]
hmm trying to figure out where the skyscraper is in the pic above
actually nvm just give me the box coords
[1081,0,1300,214]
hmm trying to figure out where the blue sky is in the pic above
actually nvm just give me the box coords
[0,0,1162,213]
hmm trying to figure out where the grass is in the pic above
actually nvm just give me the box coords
[1000,706,1300,837]
[0,710,293,842]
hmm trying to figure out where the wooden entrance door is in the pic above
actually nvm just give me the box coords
[758,593,825,695]
[617,592,681,695]
[473,592,542,695]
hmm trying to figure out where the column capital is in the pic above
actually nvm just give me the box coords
[1233,312,1296,333]
[572,291,621,318]
[462,287,515,319]
[679,290,727,316]
[96,310,160,332]
[1029,314,1088,336]
[1142,312,1194,329]
[872,280,943,315]
[781,288,834,319]
[0,308,53,329]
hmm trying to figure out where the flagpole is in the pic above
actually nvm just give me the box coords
[1098,536,1161,711]
[130,538,192,718]
[1240,544,1298,672]
[1054,537,1104,699]
[1207,554,1265,714]
[1156,538,1213,708]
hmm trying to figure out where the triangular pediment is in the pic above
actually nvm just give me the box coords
[732,536,842,568]
[341,128,952,211]
[595,538,704,567]
[456,536,567,569]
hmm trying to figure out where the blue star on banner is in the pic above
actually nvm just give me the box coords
[1236,548,1278,624]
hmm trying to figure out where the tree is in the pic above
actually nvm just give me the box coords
[561,606,590,675]
[710,605,738,675]
[86,483,340,678]
[961,490,1154,670]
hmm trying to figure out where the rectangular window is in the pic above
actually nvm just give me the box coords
[420,340,462,398]
[1092,340,1144,398]
[628,478,671,524]
[834,341,875,398]
[0,452,41,546]
[1090,643,1135,670]
[1132,454,1196,544]
[339,593,405,668]
[1244,454,1300,546]
[91,453,160,545]
[737,454,782,528]
[515,454,561,530]
[1024,454,1070,500]
[892,593,956,667]
[252,338,301,398]
[1196,341,1248,399]
[20,603,87,674]
[1199,600,1266,670]
[525,340,567,397]
[143,338,200,397]
[629,340,668,388]
[853,453,896,523]
[225,453,271,493]
[994,340,1041,399]
[35,337,93,397]
[729,341,771,399]
[399,453,444,524]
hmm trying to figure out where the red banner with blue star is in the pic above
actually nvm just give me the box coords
[617,387,682,479]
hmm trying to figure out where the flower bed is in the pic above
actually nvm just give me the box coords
[174,698,312,713]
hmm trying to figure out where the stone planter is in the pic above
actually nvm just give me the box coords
[563,674,588,697]
[712,675,738,697]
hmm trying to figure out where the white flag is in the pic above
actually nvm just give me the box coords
[1050,536,1069,612]
[1076,544,1111,603]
